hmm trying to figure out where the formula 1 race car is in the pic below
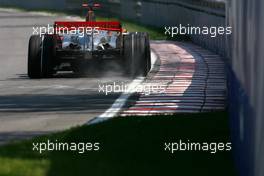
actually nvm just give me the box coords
[27,2,151,78]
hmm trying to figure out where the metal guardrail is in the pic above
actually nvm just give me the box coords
[96,0,225,18]
[141,0,225,17]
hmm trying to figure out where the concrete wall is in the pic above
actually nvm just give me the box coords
[134,0,226,57]
[226,0,264,176]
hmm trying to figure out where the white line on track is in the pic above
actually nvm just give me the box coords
[87,50,158,125]
[88,77,145,124]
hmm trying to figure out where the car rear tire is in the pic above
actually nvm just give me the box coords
[123,32,151,77]
[28,35,42,78]
[41,35,56,78]
[139,32,151,76]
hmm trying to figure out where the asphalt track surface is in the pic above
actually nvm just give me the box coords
[0,9,130,144]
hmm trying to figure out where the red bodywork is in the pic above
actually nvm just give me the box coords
[54,21,122,33]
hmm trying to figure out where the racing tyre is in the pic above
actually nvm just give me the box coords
[123,32,151,77]
[28,35,42,78]
[41,35,56,78]
[139,32,151,76]
[123,33,133,76]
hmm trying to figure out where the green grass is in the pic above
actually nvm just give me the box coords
[0,112,236,176]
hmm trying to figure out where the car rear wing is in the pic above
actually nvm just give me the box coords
[82,3,101,9]
[54,21,122,33]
